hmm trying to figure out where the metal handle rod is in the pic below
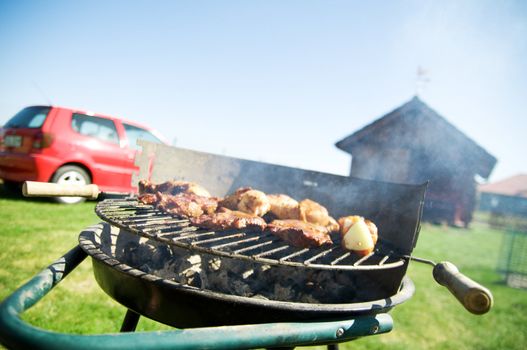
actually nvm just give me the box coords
[0,246,393,350]
[432,261,493,315]
[407,255,493,314]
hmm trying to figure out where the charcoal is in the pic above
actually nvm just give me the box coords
[99,227,392,304]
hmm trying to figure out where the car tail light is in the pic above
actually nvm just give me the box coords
[32,132,54,149]
[0,130,4,151]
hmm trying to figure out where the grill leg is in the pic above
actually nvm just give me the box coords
[328,344,339,350]
[120,309,140,332]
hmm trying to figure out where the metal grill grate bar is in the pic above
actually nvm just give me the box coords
[279,248,310,261]
[304,247,338,265]
[209,235,261,250]
[253,245,290,258]
[330,252,351,265]
[353,252,375,266]
[191,232,247,246]
[379,255,390,265]
[141,225,196,236]
[234,239,277,254]
[171,230,216,241]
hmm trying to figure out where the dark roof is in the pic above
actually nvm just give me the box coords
[335,96,497,179]
[479,174,527,198]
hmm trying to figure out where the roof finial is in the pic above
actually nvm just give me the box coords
[415,65,430,97]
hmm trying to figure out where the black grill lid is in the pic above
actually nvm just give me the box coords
[132,141,427,255]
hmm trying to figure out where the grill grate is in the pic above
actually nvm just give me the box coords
[95,198,405,271]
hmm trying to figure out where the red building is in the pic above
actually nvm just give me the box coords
[479,174,527,218]
[336,96,496,227]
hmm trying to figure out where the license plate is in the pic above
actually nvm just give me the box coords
[4,135,22,147]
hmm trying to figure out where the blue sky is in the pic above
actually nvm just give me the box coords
[1,0,526,182]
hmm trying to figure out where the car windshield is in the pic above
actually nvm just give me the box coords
[123,123,163,150]
[4,106,51,128]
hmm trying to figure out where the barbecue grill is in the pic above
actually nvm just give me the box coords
[0,141,493,349]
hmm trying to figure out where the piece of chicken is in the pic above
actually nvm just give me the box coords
[297,199,339,233]
[218,187,251,210]
[326,216,340,233]
[218,187,271,216]
[337,215,378,256]
[266,219,333,248]
[267,194,299,219]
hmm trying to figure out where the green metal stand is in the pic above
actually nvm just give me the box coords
[0,246,393,349]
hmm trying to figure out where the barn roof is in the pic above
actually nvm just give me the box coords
[335,96,497,179]
[479,174,527,198]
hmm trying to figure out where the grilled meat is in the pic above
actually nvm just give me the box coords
[190,207,267,231]
[266,195,338,232]
[219,187,271,216]
[266,197,339,233]
[155,192,219,218]
[138,193,157,205]
[267,194,299,219]
[138,180,218,218]
[238,190,271,216]
[138,179,211,197]
[218,187,251,210]
[138,181,340,248]
[156,193,204,218]
[266,219,333,248]
[298,199,330,225]
[326,216,340,233]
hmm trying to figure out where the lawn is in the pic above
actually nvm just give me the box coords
[0,186,526,349]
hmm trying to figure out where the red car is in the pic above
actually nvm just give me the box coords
[0,105,167,203]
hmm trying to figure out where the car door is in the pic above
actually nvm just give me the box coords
[70,113,131,191]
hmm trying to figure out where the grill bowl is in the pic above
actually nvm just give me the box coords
[79,222,415,328]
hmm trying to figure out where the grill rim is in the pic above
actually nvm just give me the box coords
[94,198,406,272]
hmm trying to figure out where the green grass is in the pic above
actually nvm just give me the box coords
[333,222,527,350]
[0,190,172,337]
[1,188,526,349]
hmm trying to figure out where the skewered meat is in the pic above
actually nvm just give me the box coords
[267,194,299,219]
[191,207,267,231]
[266,219,333,248]
[219,187,271,216]
[139,179,211,197]
[337,215,378,256]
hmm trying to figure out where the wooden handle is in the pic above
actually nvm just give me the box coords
[23,181,100,199]
[433,261,493,314]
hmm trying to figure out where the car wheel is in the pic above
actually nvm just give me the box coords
[51,165,91,204]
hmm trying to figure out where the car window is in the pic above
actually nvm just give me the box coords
[123,123,162,150]
[4,106,51,128]
[71,113,119,144]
